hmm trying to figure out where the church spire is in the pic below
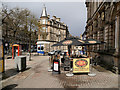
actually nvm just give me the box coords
[41,4,47,17]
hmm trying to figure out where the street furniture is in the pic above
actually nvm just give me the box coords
[52,55,60,74]
[14,56,26,72]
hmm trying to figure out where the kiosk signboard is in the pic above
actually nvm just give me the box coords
[73,58,90,73]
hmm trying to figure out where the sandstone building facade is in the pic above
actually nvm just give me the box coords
[37,6,69,53]
[83,1,120,73]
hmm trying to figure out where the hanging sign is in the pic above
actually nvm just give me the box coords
[73,58,90,73]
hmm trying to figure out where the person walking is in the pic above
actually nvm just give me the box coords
[94,53,100,66]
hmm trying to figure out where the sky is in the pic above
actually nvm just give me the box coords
[3,2,87,37]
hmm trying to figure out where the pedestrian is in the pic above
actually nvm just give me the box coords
[57,52,60,60]
[96,53,100,65]
[94,53,100,66]
[94,55,97,66]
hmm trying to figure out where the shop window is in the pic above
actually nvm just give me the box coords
[38,47,40,50]
[41,46,44,50]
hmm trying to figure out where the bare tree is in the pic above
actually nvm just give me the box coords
[27,14,38,60]
[2,5,38,56]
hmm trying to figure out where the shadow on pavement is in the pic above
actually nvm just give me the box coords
[6,57,12,59]
[2,84,18,90]
[2,68,19,80]
[73,73,88,75]
[92,65,110,72]
[2,67,31,80]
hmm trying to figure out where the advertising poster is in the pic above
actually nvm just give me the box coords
[73,58,90,73]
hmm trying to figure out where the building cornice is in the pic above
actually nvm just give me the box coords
[87,1,105,23]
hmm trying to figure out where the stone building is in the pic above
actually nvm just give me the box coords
[37,5,69,53]
[83,1,120,73]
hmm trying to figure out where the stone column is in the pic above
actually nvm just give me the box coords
[115,15,120,54]
[117,13,120,74]
[115,5,120,74]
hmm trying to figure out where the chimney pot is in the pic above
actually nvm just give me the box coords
[56,18,60,22]
[53,16,56,20]
[48,14,50,18]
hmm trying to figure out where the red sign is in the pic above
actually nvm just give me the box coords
[54,62,58,64]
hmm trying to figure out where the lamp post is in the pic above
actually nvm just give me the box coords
[29,22,32,61]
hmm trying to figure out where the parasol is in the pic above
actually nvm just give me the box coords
[83,39,105,45]
[52,37,85,47]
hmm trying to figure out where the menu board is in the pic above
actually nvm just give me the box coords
[73,58,90,73]
[54,62,58,71]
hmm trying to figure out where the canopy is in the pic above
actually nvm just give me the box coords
[52,37,85,47]
[82,39,105,45]
[52,37,105,47]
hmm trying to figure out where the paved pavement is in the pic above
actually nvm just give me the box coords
[1,55,119,89]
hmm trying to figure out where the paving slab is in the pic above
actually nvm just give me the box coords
[1,55,119,89]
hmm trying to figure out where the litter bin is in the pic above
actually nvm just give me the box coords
[14,56,26,72]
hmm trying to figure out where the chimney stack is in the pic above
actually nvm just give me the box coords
[53,15,56,20]
[48,14,50,18]
[56,18,60,22]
